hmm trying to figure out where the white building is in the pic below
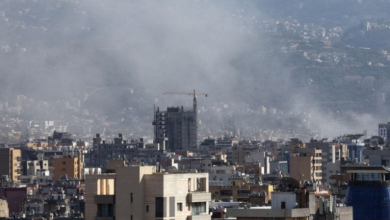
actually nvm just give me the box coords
[85,166,211,220]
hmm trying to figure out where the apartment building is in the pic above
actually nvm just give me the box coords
[52,154,82,181]
[85,166,211,220]
[290,148,322,182]
[0,147,21,182]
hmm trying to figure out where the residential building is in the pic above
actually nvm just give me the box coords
[52,153,82,181]
[269,160,288,175]
[88,133,149,168]
[307,140,348,182]
[290,148,322,182]
[85,165,211,220]
[24,153,49,176]
[0,147,21,182]
[216,136,236,148]
[210,181,273,203]
[363,148,390,167]
[336,134,364,163]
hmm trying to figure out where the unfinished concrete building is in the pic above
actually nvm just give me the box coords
[153,106,197,152]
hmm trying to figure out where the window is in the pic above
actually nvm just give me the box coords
[130,215,133,220]
[191,202,206,215]
[97,204,114,217]
[177,203,182,211]
[146,205,149,212]
[62,168,66,171]
[62,161,66,165]
[155,197,164,217]
[220,190,233,196]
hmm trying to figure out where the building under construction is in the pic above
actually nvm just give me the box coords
[153,90,207,152]
[153,106,197,152]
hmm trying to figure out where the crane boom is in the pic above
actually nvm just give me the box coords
[163,89,208,111]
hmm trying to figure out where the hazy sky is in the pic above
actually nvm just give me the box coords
[0,0,383,139]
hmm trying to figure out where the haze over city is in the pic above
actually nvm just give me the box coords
[1,0,390,141]
[2,1,390,220]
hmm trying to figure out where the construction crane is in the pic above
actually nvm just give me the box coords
[164,89,208,111]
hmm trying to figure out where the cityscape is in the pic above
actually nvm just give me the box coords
[2,0,390,220]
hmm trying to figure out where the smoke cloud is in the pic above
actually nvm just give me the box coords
[0,0,383,140]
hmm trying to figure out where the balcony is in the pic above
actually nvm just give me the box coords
[94,195,115,204]
[187,192,211,203]
[96,216,114,220]
[187,214,211,220]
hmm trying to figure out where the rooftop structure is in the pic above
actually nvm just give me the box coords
[343,165,390,220]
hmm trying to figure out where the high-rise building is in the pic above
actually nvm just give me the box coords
[85,165,211,220]
[153,106,197,151]
[0,147,21,182]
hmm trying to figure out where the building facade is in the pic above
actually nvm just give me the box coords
[85,166,211,220]
[52,154,82,181]
[0,147,21,182]
[379,122,390,143]
[344,165,390,220]
[153,106,197,152]
[290,148,322,182]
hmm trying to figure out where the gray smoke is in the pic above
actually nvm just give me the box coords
[0,0,383,140]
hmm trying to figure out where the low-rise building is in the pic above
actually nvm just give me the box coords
[85,165,211,220]
[52,153,82,181]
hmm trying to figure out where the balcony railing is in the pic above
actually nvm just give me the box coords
[187,214,211,220]
[187,192,211,203]
[94,195,115,204]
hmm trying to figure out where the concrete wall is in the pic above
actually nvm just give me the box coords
[272,192,297,209]
[85,174,116,220]
[144,172,210,220]
[337,206,353,220]
[0,199,9,218]
[227,208,310,218]
[115,166,155,220]
[53,157,80,180]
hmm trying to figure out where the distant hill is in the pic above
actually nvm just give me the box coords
[257,0,390,26]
